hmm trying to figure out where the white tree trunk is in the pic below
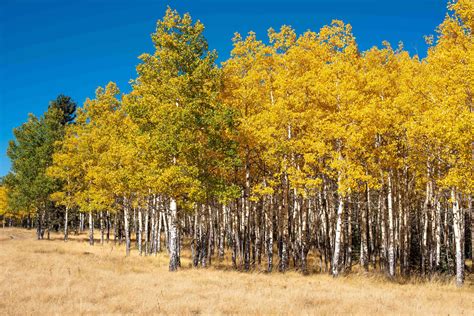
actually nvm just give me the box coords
[435,199,441,267]
[360,186,369,271]
[169,197,180,271]
[138,207,143,255]
[332,195,344,277]
[124,198,131,256]
[88,211,94,246]
[387,174,395,277]
[451,189,464,287]
[100,211,104,245]
[145,206,149,255]
[151,204,156,255]
[219,205,226,259]
[379,191,387,270]
[80,212,84,233]
[266,196,273,272]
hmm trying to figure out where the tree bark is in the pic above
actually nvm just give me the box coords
[387,173,395,278]
[280,177,290,272]
[435,197,441,268]
[332,194,344,277]
[169,197,180,271]
[124,198,131,256]
[266,196,274,272]
[219,205,226,260]
[138,207,143,255]
[469,196,473,261]
[379,189,387,271]
[88,210,94,246]
[100,211,104,245]
[36,208,42,240]
[151,203,156,255]
[451,189,464,287]
[106,211,110,242]
[346,198,352,272]
[157,210,163,253]
[144,205,149,255]
[64,206,69,241]
[360,186,369,271]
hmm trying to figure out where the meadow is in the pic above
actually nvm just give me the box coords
[0,228,472,315]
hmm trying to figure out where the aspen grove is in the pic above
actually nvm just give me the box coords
[2,0,473,287]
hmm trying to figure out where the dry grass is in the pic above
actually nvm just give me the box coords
[0,228,473,315]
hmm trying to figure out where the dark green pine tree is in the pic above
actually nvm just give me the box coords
[5,95,77,239]
[48,94,77,125]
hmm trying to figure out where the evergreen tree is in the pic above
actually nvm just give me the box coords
[5,96,77,239]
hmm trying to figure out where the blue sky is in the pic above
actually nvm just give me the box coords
[0,0,447,177]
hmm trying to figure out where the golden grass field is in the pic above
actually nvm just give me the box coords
[0,228,473,315]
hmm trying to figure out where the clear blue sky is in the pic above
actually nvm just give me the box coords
[0,0,447,177]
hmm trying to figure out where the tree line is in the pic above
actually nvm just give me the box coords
[1,0,472,286]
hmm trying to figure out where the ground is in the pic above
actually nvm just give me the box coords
[0,228,473,315]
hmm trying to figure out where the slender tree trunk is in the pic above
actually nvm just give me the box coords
[80,212,84,233]
[301,198,309,274]
[207,205,214,266]
[322,188,331,272]
[422,179,431,275]
[200,205,208,267]
[444,203,452,270]
[64,206,69,241]
[243,154,251,271]
[157,210,163,253]
[106,211,110,242]
[114,212,118,244]
[163,210,169,252]
[124,198,131,256]
[232,203,240,269]
[266,196,274,272]
[434,198,441,268]
[145,205,149,255]
[192,211,199,267]
[36,208,42,240]
[255,200,262,266]
[100,211,104,245]
[133,207,138,248]
[138,207,143,255]
[360,186,369,271]
[219,205,226,260]
[467,195,473,262]
[280,178,290,272]
[46,208,50,240]
[88,210,94,246]
[398,187,405,276]
[346,198,352,272]
[379,189,387,272]
[169,197,180,271]
[151,204,156,255]
[332,194,344,277]
[387,173,395,278]
[451,189,464,287]
[369,204,376,270]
